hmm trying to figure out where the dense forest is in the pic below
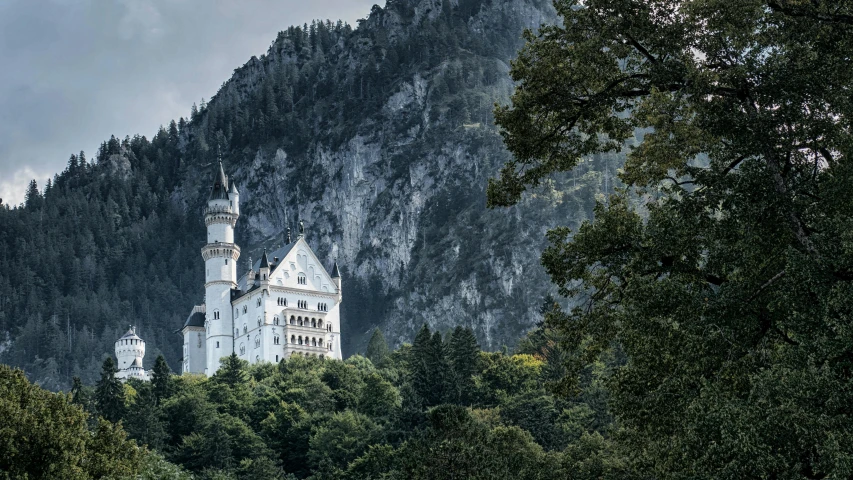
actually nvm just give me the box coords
[2,322,619,479]
[0,0,609,390]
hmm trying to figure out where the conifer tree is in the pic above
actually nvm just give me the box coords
[151,354,173,402]
[365,327,390,365]
[94,357,125,423]
[409,324,434,407]
[123,383,167,450]
[448,326,479,404]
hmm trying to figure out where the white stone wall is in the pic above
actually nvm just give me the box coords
[182,327,206,374]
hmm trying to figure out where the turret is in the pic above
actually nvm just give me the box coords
[115,326,148,381]
[331,261,342,301]
[259,249,271,289]
[229,179,240,216]
[202,162,240,376]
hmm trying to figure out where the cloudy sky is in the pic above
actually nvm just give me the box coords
[0,0,377,206]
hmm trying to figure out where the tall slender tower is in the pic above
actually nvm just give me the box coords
[202,163,240,375]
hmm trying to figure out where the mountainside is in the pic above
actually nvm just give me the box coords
[0,0,621,389]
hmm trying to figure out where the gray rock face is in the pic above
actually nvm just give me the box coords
[175,0,608,354]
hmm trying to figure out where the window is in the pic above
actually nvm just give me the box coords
[318,319,324,329]
[276,355,279,362]
[240,344,245,355]
[318,303,328,312]
[216,341,220,348]
[225,259,228,265]
[298,336,303,345]
[255,337,260,348]
[290,335,295,344]
[298,274,306,285]
[235,328,239,337]
[297,300,307,309]
[213,310,220,320]
[319,339,323,347]
[256,355,260,362]
[311,318,317,328]
[274,316,280,326]
[312,338,317,346]
[274,336,280,345]
[243,324,248,334]
[258,317,262,327]
[290,316,295,325]
[298,317,303,326]
[257,298,262,307]
[243,306,247,314]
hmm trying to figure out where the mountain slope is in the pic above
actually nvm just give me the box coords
[0,0,621,388]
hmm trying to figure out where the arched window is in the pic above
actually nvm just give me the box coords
[274,316,279,326]
[312,318,317,328]
[243,305,247,314]
[290,316,295,325]
[240,344,245,355]
[258,317,262,327]
[319,339,323,347]
[318,320,324,329]
[298,274,306,285]
[298,336,303,345]
[257,298,262,307]
[256,355,260,362]
[243,324,248,334]
[291,335,295,344]
[274,336,280,345]
[312,338,317,346]
[213,310,220,320]
[298,317,303,326]
[255,337,260,348]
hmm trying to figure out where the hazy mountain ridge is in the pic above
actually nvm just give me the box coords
[0,0,621,388]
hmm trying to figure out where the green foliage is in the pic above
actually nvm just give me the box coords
[0,364,143,479]
[365,328,390,366]
[490,0,853,477]
[95,356,126,422]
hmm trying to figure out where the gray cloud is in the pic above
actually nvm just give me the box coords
[0,0,377,205]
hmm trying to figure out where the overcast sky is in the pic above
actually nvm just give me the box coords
[0,0,377,206]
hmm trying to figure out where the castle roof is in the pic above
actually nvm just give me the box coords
[331,261,341,278]
[119,327,142,341]
[129,358,143,369]
[208,162,230,201]
[260,249,270,269]
[182,311,205,330]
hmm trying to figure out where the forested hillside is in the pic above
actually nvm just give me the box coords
[0,0,624,389]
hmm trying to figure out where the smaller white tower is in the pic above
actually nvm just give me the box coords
[115,326,149,381]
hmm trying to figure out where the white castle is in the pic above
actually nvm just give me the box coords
[115,326,149,381]
[179,164,343,376]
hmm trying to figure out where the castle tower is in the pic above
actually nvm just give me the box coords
[115,326,148,381]
[202,162,240,376]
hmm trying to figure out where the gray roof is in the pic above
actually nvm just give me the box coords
[331,261,341,278]
[120,328,142,341]
[182,311,205,329]
[259,250,270,269]
[208,162,230,201]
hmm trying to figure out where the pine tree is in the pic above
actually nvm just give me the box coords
[123,383,167,450]
[448,326,479,404]
[151,354,173,402]
[94,357,125,423]
[365,327,390,366]
[409,324,433,407]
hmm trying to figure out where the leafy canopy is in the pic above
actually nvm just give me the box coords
[490,0,853,477]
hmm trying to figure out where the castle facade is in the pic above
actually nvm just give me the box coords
[179,164,342,376]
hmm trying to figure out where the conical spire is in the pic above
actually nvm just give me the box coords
[208,162,230,201]
[260,249,270,269]
[331,261,341,278]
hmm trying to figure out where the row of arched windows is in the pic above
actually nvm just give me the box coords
[318,303,328,312]
[288,315,324,329]
[289,335,324,347]
[277,297,287,306]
